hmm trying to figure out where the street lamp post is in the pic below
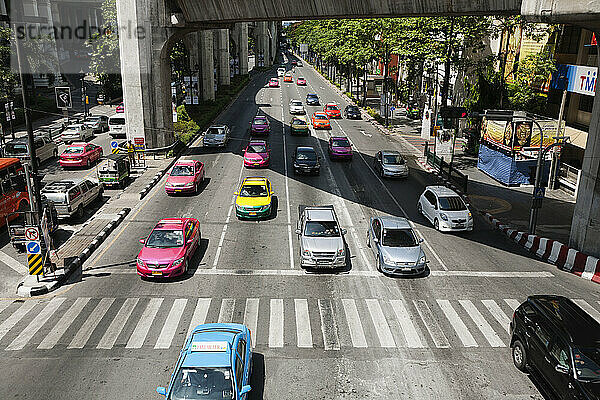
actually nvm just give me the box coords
[81,73,88,118]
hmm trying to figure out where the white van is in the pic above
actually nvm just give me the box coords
[108,114,126,138]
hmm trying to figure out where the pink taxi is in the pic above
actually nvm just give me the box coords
[243,140,270,168]
[59,143,103,168]
[165,160,205,195]
[136,218,200,278]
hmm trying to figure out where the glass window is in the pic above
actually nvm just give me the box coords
[557,26,582,54]
[171,165,194,176]
[532,323,552,350]
[382,154,404,165]
[64,146,84,154]
[235,357,243,392]
[5,142,28,155]
[239,185,268,197]
[1,179,12,194]
[304,221,340,237]
[382,229,418,247]
[145,229,184,248]
[169,367,234,400]
[573,347,600,381]
[296,150,317,161]
[579,95,594,113]
[332,138,350,147]
[372,220,381,240]
[549,340,570,367]
[68,187,81,201]
[247,144,267,153]
[438,196,467,211]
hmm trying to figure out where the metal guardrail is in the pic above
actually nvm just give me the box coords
[424,146,469,193]
[558,162,581,197]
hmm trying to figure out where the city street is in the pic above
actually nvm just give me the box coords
[0,55,598,399]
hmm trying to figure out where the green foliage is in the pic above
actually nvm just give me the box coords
[0,27,17,103]
[507,51,556,113]
[174,105,199,144]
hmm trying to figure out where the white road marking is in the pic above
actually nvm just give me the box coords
[243,298,259,348]
[413,300,449,348]
[389,299,424,348]
[0,250,27,275]
[97,298,139,349]
[360,130,372,137]
[126,298,163,349]
[437,299,477,347]
[269,299,284,348]
[6,297,65,351]
[218,298,235,323]
[187,298,211,337]
[481,299,512,334]
[318,299,340,350]
[341,299,367,348]
[294,299,313,348]
[280,90,295,269]
[366,299,395,347]
[39,298,90,349]
[459,299,505,347]
[504,299,521,311]
[574,299,600,324]
[68,298,115,349]
[154,298,187,349]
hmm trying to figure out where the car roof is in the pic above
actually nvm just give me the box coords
[65,124,82,128]
[42,179,88,192]
[292,115,308,121]
[290,99,302,103]
[242,177,268,185]
[253,115,267,120]
[208,125,226,129]
[248,140,267,145]
[66,142,88,146]
[425,185,459,197]
[381,150,401,156]
[174,160,196,166]
[528,295,600,346]
[296,146,316,153]
[313,112,327,117]
[378,216,412,230]
[330,136,349,140]
[307,93,318,96]
[298,77,305,79]
[154,218,186,230]
[270,77,278,80]
[305,207,335,222]
[325,103,338,106]
[182,323,245,368]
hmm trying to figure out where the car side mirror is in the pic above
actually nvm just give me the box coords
[139,238,145,244]
[555,364,569,375]
[341,228,347,235]
[156,387,167,395]
[434,204,438,210]
[295,229,301,235]
[186,239,194,246]
[419,238,424,243]
[373,237,379,243]
[240,385,252,395]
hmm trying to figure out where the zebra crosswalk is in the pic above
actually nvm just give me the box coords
[0,296,598,352]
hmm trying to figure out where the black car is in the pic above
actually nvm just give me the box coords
[510,295,600,400]
[344,105,361,119]
[292,146,320,175]
[306,93,320,106]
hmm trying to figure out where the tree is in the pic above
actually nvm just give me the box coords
[507,51,556,113]
[0,26,17,104]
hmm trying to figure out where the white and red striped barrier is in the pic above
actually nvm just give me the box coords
[482,212,600,284]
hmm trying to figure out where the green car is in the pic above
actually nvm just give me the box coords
[406,104,421,119]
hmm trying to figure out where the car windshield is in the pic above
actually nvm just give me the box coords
[383,154,405,165]
[332,139,350,147]
[109,118,125,125]
[239,184,268,197]
[292,119,307,126]
[5,143,27,154]
[270,78,278,82]
[347,106,359,112]
[296,150,316,161]
[253,118,267,125]
[87,117,100,122]
[304,221,340,237]
[315,114,327,119]
[169,367,234,400]
[574,347,600,381]
[145,229,184,248]
[63,147,85,154]
[439,196,467,211]
[207,127,224,136]
[64,127,79,133]
[171,165,194,176]
[382,229,418,247]
[291,101,302,106]
[327,105,339,110]
[247,144,266,153]
[298,77,305,80]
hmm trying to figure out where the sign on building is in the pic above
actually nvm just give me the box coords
[55,87,72,109]
[551,64,597,97]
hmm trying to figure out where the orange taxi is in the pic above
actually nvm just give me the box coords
[311,112,331,129]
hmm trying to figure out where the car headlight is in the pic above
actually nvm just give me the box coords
[419,253,426,264]
[337,248,345,257]
[302,250,311,257]
[440,213,448,221]
[173,257,185,266]
[259,204,271,211]
[136,258,146,268]
[184,182,194,187]
[468,212,473,220]
[382,254,391,264]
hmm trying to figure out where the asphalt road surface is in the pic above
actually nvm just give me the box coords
[0,55,598,400]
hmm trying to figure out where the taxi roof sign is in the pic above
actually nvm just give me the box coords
[191,341,229,352]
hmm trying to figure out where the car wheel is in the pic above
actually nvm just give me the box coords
[417,202,423,215]
[53,150,58,159]
[86,158,90,168]
[380,168,385,179]
[512,340,528,372]
[366,231,371,247]
[377,257,382,272]
[76,205,84,219]
[434,218,439,231]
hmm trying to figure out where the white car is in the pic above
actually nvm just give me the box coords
[61,124,94,144]
[289,100,305,115]
[277,67,286,77]
[417,186,473,232]
[203,125,231,147]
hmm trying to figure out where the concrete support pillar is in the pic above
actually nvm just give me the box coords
[257,22,270,67]
[185,32,200,73]
[215,29,230,86]
[569,36,600,257]
[238,23,249,75]
[116,0,174,149]
[270,22,277,64]
[199,30,215,101]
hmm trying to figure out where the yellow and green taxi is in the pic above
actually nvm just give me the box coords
[290,115,310,135]
[235,177,274,219]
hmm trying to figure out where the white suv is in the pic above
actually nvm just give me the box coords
[417,186,473,232]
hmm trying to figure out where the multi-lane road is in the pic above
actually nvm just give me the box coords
[0,53,598,399]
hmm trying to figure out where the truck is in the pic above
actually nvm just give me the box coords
[295,205,347,269]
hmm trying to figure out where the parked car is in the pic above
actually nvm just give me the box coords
[250,115,270,135]
[41,179,103,219]
[417,186,473,232]
[306,93,320,106]
[243,140,270,168]
[59,143,103,168]
[296,205,347,270]
[3,136,58,165]
[373,150,409,178]
[511,295,600,400]
[165,159,205,195]
[292,146,321,175]
[203,125,230,147]
[367,216,426,275]
[61,124,93,144]
[116,102,124,113]
[344,105,361,119]
[289,100,305,115]
[268,78,279,88]
[328,136,353,160]
[290,115,310,135]
[84,115,109,134]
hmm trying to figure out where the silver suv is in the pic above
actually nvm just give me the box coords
[296,205,347,269]
[41,179,103,219]
[4,136,58,165]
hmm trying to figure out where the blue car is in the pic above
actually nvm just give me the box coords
[306,93,320,106]
[157,323,252,399]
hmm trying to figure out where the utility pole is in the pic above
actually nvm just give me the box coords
[548,76,568,189]
[384,42,390,127]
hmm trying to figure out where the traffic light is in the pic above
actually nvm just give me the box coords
[439,106,468,119]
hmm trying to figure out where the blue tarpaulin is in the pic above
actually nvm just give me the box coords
[477,144,549,186]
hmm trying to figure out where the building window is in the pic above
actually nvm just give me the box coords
[557,26,582,54]
[579,95,594,113]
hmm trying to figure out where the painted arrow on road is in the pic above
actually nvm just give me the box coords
[361,130,372,137]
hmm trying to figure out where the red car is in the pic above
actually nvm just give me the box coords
[165,159,205,195]
[268,78,279,87]
[116,103,124,113]
[59,143,103,168]
[324,103,341,118]
[296,77,306,85]
[136,218,201,278]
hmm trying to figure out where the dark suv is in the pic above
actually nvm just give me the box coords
[510,295,600,399]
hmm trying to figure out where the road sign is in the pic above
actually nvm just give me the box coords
[26,241,41,254]
[55,87,72,109]
[110,141,118,149]
[533,187,545,199]
[28,254,44,275]
[24,227,39,241]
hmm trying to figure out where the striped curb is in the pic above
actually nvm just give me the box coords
[481,212,600,284]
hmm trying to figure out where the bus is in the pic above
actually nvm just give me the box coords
[108,114,127,138]
[0,158,29,229]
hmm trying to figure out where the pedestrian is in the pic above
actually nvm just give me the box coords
[127,140,136,166]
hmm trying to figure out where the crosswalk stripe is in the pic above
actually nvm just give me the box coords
[437,300,477,347]
[187,298,211,337]
[39,298,90,349]
[269,299,284,348]
[0,300,13,315]
[504,299,521,311]
[68,298,115,349]
[6,298,65,351]
[294,299,313,348]
[154,299,187,349]
[574,299,600,324]
[243,298,259,348]
[218,299,235,323]
[389,300,424,348]
[459,300,505,347]
[126,298,163,349]
[341,299,367,348]
[481,300,512,334]
[97,298,139,349]
[413,300,449,348]
[365,299,395,348]
[0,301,37,342]
[318,299,340,350]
